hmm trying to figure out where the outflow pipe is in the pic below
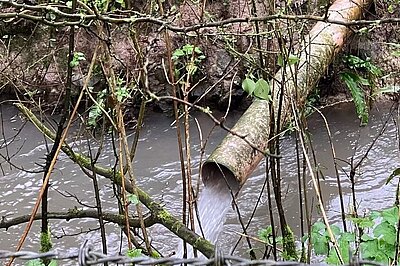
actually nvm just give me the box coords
[202,0,371,188]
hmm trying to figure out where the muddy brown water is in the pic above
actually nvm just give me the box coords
[0,102,399,265]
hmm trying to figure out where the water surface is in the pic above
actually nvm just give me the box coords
[0,102,398,264]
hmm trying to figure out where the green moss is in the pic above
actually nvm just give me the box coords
[282,225,298,260]
[40,228,52,253]
[157,209,171,221]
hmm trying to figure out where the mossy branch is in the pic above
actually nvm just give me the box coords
[0,209,156,230]
[15,102,215,258]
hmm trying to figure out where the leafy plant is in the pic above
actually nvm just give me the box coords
[126,248,142,258]
[341,55,383,126]
[386,0,400,13]
[87,88,107,128]
[340,72,369,125]
[242,76,271,101]
[69,52,86,68]
[277,53,300,67]
[258,225,283,246]
[172,44,205,79]
[115,78,131,103]
[310,206,399,265]
[26,259,57,266]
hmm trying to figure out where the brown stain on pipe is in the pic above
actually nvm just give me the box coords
[202,0,371,189]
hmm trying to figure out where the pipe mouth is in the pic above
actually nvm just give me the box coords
[201,162,240,195]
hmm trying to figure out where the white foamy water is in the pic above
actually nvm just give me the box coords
[176,177,234,257]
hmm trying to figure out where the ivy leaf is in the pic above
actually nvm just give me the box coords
[253,79,271,100]
[242,78,256,96]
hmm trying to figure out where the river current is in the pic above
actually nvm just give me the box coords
[0,102,399,265]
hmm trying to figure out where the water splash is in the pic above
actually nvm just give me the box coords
[176,177,234,257]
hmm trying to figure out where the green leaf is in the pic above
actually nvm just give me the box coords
[361,233,374,241]
[116,86,130,102]
[385,168,400,184]
[288,54,300,65]
[26,260,45,266]
[182,44,194,54]
[275,236,283,245]
[379,241,396,259]
[340,72,368,125]
[48,261,57,266]
[338,236,350,263]
[128,194,139,205]
[326,247,342,265]
[312,221,326,233]
[194,47,202,54]
[350,216,374,229]
[70,52,86,68]
[126,248,142,258]
[172,49,185,60]
[277,54,284,67]
[373,221,396,245]
[311,221,330,255]
[381,206,398,227]
[341,232,355,242]
[242,78,256,95]
[253,79,270,100]
[258,226,272,243]
[361,239,379,260]
[151,250,161,258]
[370,211,381,220]
[329,225,341,236]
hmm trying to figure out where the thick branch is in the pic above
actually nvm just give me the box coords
[0,209,156,230]
[0,1,399,32]
[14,103,214,258]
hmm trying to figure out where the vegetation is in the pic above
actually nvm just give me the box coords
[312,205,399,264]
[0,0,398,265]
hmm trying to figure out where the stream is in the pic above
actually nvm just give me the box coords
[0,101,399,265]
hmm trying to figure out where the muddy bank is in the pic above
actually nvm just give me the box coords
[0,1,398,114]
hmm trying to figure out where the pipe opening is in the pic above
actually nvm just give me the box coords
[201,162,240,195]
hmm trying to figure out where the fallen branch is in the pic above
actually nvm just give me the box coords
[15,102,215,258]
[0,209,155,230]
